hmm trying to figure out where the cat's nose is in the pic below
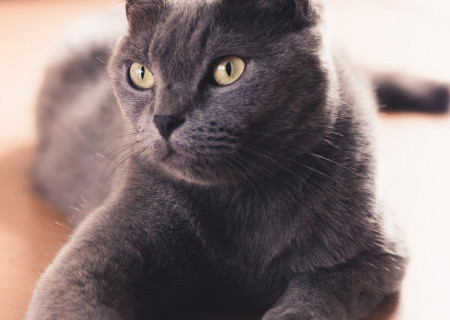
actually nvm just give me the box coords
[153,115,186,140]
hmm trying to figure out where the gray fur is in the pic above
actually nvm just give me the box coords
[27,0,407,319]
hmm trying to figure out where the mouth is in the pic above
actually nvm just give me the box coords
[147,138,241,185]
[153,144,227,185]
[150,139,179,162]
[147,141,199,181]
[160,145,175,162]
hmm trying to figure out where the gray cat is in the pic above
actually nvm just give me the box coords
[26,0,408,319]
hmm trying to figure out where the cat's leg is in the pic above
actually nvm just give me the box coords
[26,200,203,320]
[262,246,407,320]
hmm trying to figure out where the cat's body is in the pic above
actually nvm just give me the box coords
[27,1,407,319]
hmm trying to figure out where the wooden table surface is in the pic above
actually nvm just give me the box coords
[1,1,449,320]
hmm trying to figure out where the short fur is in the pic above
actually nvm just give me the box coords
[27,1,407,319]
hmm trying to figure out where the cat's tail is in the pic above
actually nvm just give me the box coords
[372,73,450,113]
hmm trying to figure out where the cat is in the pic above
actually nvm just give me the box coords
[26,0,409,319]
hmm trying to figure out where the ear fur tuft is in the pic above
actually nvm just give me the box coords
[298,0,311,15]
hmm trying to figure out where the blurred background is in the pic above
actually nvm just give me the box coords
[0,0,449,320]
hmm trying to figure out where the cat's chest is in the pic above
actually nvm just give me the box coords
[192,192,306,298]
[190,182,367,299]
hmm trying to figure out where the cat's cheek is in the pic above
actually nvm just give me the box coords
[116,94,154,130]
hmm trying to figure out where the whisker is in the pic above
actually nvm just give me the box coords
[231,152,277,181]
[239,145,307,184]
[105,140,140,160]
[100,132,138,156]
[238,143,366,212]
[100,145,140,182]
[106,142,139,162]
[297,161,365,213]
[308,152,356,173]
[322,138,340,149]
[106,149,139,181]
[222,156,267,208]
[119,150,145,185]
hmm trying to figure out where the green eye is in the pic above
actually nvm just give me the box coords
[129,62,155,89]
[213,56,245,86]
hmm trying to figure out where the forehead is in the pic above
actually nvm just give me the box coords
[146,1,263,78]
[148,3,216,68]
[147,0,277,57]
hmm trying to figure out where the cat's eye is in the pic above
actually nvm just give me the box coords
[213,56,245,86]
[129,62,155,89]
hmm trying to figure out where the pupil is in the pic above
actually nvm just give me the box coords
[225,62,232,77]
[140,66,145,80]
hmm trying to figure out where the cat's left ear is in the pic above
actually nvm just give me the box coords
[125,0,166,30]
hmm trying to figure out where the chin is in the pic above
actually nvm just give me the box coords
[158,153,236,186]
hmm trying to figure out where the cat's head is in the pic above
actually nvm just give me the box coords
[109,0,338,185]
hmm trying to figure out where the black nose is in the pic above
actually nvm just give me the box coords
[153,115,186,140]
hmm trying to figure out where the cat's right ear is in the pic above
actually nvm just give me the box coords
[125,0,166,30]
[223,0,312,29]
